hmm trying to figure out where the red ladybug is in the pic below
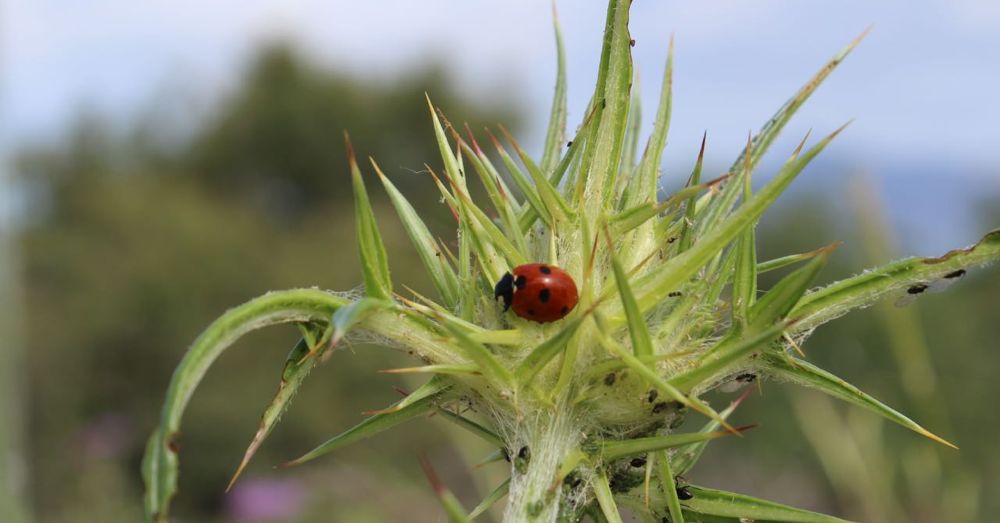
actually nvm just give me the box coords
[494,263,579,323]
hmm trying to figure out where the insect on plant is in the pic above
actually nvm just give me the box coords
[142,2,1000,522]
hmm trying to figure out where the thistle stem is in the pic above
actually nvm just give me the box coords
[502,402,581,523]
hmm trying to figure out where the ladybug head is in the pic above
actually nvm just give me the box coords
[494,272,514,311]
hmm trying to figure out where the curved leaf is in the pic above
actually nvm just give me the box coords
[680,485,857,523]
[142,289,348,522]
[792,228,1000,331]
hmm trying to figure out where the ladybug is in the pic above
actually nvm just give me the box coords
[494,263,579,323]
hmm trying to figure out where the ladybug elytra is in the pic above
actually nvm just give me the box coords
[494,263,579,323]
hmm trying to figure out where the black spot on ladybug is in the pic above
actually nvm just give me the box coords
[539,265,552,274]
[652,401,669,414]
[668,291,682,297]
[561,306,569,314]
[515,275,527,289]
[676,486,694,500]
[539,288,551,303]
[647,390,659,403]
[630,457,646,468]
[907,283,929,295]
[604,373,617,386]
[945,269,966,279]
[527,309,536,316]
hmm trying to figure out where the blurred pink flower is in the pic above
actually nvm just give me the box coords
[226,477,308,522]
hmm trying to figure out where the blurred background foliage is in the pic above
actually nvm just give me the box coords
[5,41,999,522]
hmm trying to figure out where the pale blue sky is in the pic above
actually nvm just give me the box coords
[3,1,999,246]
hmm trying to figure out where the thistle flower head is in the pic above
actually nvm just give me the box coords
[143,2,1000,522]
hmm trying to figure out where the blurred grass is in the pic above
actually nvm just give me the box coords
[4,41,999,522]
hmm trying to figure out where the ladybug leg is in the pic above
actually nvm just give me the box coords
[494,272,514,311]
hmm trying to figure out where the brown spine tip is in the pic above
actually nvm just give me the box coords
[418,454,447,495]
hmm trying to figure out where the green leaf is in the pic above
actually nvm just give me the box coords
[592,468,625,523]
[468,478,510,520]
[700,30,868,235]
[592,316,732,430]
[226,327,333,492]
[791,228,1000,331]
[617,73,642,196]
[676,132,707,253]
[380,363,480,377]
[430,172,509,285]
[609,242,653,357]
[438,317,515,388]
[347,134,392,299]
[747,244,832,327]
[578,0,632,206]
[625,36,673,210]
[420,456,472,523]
[599,428,750,461]
[669,320,790,394]
[280,378,450,467]
[632,125,846,314]
[515,314,588,387]
[680,485,857,523]
[763,353,956,448]
[671,392,749,476]
[754,244,831,276]
[373,160,460,306]
[458,140,529,255]
[426,95,466,188]
[500,126,575,223]
[654,450,685,523]
[331,297,392,346]
[488,129,554,228]
[731,138,757,328]
[142,289,348,522]
[540,3,568,177]
[436,408,504,448]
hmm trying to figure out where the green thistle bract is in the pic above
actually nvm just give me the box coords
[142,2,1000,522]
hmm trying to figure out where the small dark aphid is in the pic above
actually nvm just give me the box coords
[652,401,670,414]
[668,291,683,298]
[676,486,694,500]
[629,38,636,47]
[945,269,966,279]
[907,283,929,295]
[563,472,582,489]
[630,457,647,468]
[666,236,677,244]
[736,372,756,383]
[514,445,531,474]
[604,372,617,386]
[567,140,573,148]
[647,389,659,403]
